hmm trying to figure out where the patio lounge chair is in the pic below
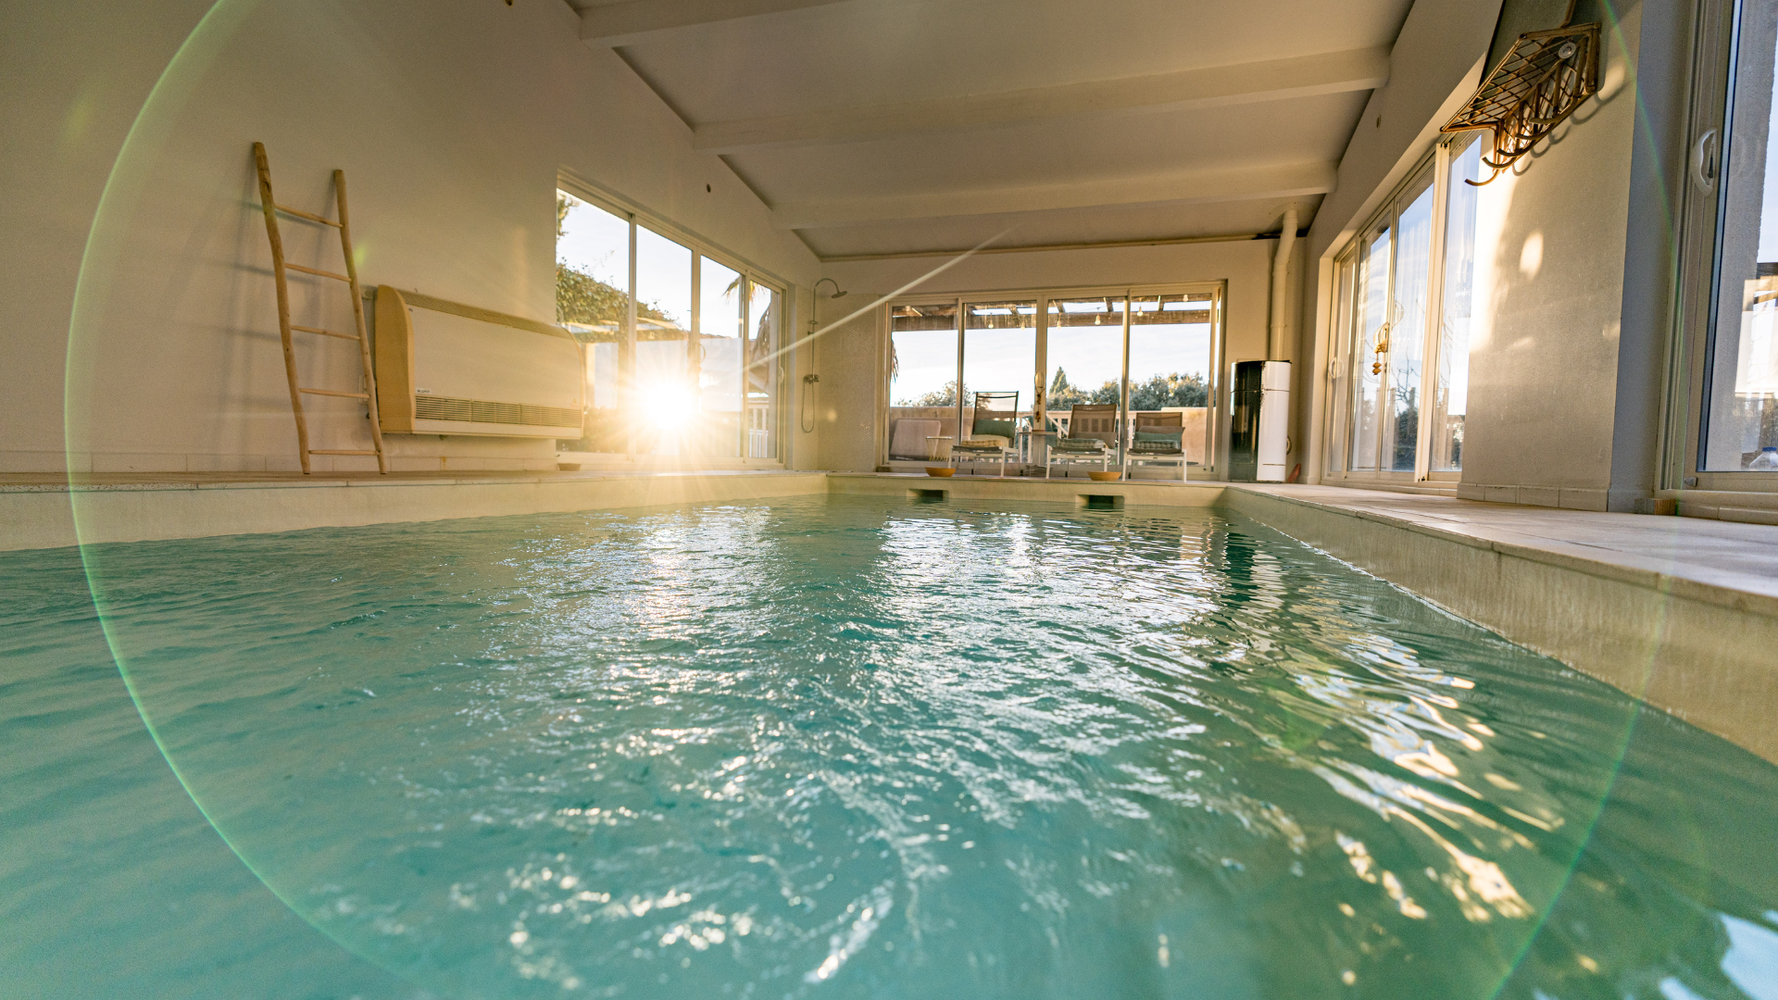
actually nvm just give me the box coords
[1124,410,1189,481]
[1046,403,1117,478]
[950,391,1021,476]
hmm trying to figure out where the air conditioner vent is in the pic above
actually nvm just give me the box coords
[415,394,578,428]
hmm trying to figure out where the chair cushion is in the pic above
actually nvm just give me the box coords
[1051,437,1106,452]
[955,435,1010,450]
[1130,433,1182,453]
[973,418,1017,440]
[1135,428,1183,445]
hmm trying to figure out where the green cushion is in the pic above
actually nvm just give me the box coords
[1052,438,1106,452]
[1134,429,1182,445]
[974,418,1017,439]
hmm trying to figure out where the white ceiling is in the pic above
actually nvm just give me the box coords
[569,0,1415,259]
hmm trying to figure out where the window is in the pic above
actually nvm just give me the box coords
[1046,296,1128,434]
[745,280,783,459]
[1127,293,1214,465]
[1687,0,1778,480]
[555,186,787,463]
[887,303,961,461]
[1432,134,1485,472]
[883,285,1222,473]
[555,192,630,454]
[963,300,1038,425]
[634,225,693,456]
[1325,134,1482,483]
[698,255,744,457]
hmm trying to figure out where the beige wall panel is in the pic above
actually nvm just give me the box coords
[1461,7,1643,497]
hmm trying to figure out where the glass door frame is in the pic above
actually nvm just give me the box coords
[1666,0,1778,494]
[881,281,1226,473]
[557,173,791,467]
[1322,142,1464,487]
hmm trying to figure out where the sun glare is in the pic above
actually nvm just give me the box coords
[640,379,699,431]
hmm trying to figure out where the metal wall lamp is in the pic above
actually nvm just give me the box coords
[1440,1,1601,186]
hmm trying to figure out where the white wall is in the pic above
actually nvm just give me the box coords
[0,0,212,469]
[3,0,819,474]
[818,239,1277,474]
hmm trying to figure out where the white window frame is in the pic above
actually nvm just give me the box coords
[1322,137,1474,487]
[881,281,1227,473]
[1665,0,1778,495]
[556,171,791,466]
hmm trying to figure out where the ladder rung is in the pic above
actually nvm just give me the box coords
[299,387,370,399]
[285,262,350,282]
[291,324,359,341]
[273,203,342,228]
[308,449,379,456]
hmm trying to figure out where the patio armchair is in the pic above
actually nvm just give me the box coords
[949,391,1021,476]
[1046,403,1118,478]
[1124,410,1189,481]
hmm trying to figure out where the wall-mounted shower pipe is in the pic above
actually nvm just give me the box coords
[1268,206,1298,361]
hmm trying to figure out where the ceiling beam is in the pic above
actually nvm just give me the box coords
[580,0,857,47]
[696,46,1390,153]
[772,161,1337,230]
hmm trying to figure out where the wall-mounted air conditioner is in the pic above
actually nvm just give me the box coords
[373,286,583,439]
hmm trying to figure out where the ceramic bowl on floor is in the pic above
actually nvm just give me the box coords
[1087,470,1120,482]
[925,467,956,477]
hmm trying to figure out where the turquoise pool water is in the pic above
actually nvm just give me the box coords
[4,495,1777,999]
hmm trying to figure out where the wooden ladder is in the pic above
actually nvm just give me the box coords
[253,142,388,474]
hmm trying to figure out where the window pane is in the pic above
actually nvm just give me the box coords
[1046,296,1126,418]
[555,191,629,454]
[1385,175,1435,472]
[1349,222,1392,471]
[963,301,1037,440]
[1703,1,1778,471]
[697,256,743,458]
[1432,135,1484,472]
[633,226,692,456]
[745,280,781,459]
[1128,292,1213,466]
[1327,253,1357,475]
[888,303,960,461]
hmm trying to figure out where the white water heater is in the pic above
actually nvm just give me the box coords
[1230,360,1290,482]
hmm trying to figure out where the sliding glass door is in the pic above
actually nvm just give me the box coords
[884,285,1222,472]
[1326,133,1481,484]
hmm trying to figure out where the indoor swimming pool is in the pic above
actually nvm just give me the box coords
[4,495,1777,1000]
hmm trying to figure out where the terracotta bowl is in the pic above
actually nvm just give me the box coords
[925,467,956,478]
[1087,470,1121,482]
